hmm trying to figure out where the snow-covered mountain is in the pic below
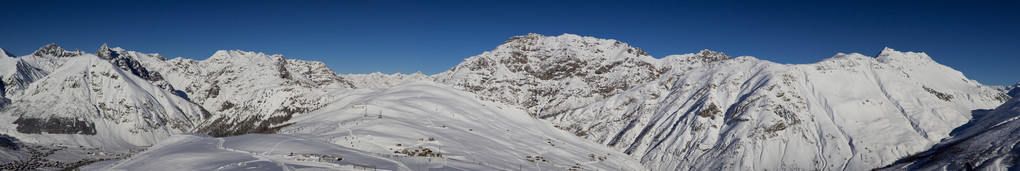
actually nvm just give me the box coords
[122,49,354,137]
[882,87,1018,170]
[344,71,429,89]
[545,48,1008,170]
[0,45,77,98]
[0,46,209,150]
[431,34,1007,170]
[434,33,664,118]
[1,34,1013,170]
[98,82,646,170]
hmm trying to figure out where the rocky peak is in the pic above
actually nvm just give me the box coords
[876,47,934,63]
[494,33,652,61]
[32,44,83,58]
[660,49,732,73]
[501,33,545,45]
[663,49,731,63]
[437,33,663,117]
[695,49,731,62]
[94,44,165,83]
[96,43,116,60]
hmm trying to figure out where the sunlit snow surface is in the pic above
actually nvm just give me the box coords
[883,94,1020,170]
[545,48,1006,170]
[99,82,645,170]
[1,34,1014,170]
[0,54,207,150]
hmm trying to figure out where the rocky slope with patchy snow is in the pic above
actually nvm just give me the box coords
[546,48,1008,170]
[434,33,665,118]
[428,34,1011,170]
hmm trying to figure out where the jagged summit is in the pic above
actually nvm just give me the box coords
[694,49,730,60]
[31,43,83,58]
[436,33,663,117]
[91,44,175,97]
[503,32,550,44]
[96,43,115,59]
[493,33,653,61]
[876,47,934,63]
[660,49,732,70]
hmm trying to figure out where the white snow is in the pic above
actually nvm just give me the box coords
[546,49,1006,170]
[1,35,1013,171]
[883,88,1020,170]
[101,82,645,170]
[0,54,208,151]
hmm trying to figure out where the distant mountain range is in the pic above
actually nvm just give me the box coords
[0,34,1015,170]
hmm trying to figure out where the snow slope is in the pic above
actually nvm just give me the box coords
[102,82,645,170]
[121,49,354,137]
[277,81,645,170]
[431,34,1007,170]
[0,46,69,99]
[547,48,1007,170]
[883,88,1020,170]
[0,53,209,150]
[101,133,436,171]
[2,34,1012,170]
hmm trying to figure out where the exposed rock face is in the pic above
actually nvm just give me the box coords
[97,43,165,82]
[95,44,184,98]
[32,44,83,58]
[13,117,96,135]
[434,33,668,118]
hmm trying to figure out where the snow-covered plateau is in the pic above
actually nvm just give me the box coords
[0,33,1015,170]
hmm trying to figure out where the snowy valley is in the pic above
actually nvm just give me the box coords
[0,34,1016,170]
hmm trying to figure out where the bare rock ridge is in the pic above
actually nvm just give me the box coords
[435,33,703,118]
[95,43,185,99]
[31,44,84,58]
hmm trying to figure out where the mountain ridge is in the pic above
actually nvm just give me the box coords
[0,34,1015,170]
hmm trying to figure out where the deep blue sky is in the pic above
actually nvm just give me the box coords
[1,1,1017,85]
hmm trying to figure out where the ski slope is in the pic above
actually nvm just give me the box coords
[100,81,645,170]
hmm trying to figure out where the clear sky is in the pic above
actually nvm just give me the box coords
[1,1,1017,85]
